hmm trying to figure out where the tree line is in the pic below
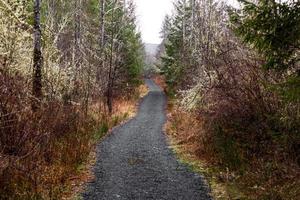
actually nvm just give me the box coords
[158,0,299,198]
[0,0,144,198]
[2,0,144,113]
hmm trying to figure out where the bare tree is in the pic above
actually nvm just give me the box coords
[74,0,82,86]
[32,0,43,109]
[106,0,117,114]
[97,0,106,84]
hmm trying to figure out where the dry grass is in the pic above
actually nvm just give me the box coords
[165,102,300,200]
[112,84,148,119]
[0,68,149,199]
[153,75,168,91]
[61,83,149,200]
[0,105,95,199]
[137,83,149,98]
[165,104,239,199]
[61,151,97,200]
[165,108,204,158]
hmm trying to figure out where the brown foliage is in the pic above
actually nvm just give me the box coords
[194,46,300,198]
[0,69,95,199]
[166,104,300,199]
[153,75,168,92]
[0,66,146,199]
[160,0,300,198]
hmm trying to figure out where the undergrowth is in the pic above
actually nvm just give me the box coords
[154,76,300,200]
[165,104,300,200]
[0,71,148,199]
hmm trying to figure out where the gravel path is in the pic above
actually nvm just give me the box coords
[82,79,212,200]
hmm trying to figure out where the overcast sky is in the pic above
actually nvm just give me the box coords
[133,0,239,44]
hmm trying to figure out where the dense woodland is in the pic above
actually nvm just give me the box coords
[0,0,144,199]
[0,0,299,199]
[157,0,300,199]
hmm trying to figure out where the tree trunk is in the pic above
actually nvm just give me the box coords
[107,38,114,114]
[74,0,81,80]
[99,0,105,48]
[97,0,106,83]
[182,0,186,49]
[190,0,195,44]
[106,0,117,114]
[72,0,82,100]
[32,0,43,110]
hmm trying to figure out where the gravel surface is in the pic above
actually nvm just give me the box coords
[82,79,212,200]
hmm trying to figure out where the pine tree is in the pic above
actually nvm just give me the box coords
[160,0,192,89]
[230,0,300,71]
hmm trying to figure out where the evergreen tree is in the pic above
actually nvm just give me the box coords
[230,0,300,71]
[161,0,192,89]
[230,0,300,102]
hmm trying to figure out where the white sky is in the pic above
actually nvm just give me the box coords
[133,0,239,44]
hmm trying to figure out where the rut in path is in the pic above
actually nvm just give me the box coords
[82,79,212,200]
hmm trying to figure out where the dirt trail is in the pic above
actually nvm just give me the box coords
[82,79,211,200]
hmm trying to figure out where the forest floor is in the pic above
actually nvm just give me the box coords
[80,79,212,200]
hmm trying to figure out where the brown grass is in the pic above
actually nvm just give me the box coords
[165,104,237,199]
[61,84,149,200]
[0,69,148,199]
[0,104,95,199]
[165,101,300,200]
[153,75,168,92]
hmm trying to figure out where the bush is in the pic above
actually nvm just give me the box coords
[0,70,96,199]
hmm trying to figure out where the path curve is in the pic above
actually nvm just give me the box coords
[82,79,211,200]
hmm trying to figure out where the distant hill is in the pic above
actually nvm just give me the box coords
[145,43,159,57]
[144,43,160,75]
[144,43,159,65]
